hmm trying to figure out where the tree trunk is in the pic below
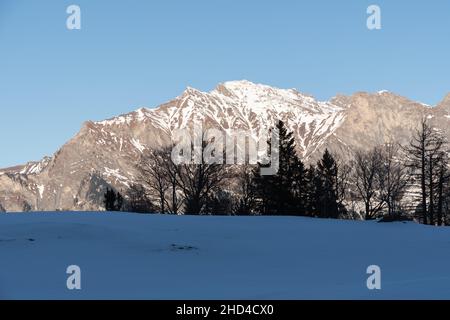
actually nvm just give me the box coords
[365,202,371,220]
[421,147,428,225]
[172,182,177,215]
[160,194,165,214]
[429,154,434,225]
[437,170,444,226]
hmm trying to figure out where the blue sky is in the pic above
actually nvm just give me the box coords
[1,0,450,167]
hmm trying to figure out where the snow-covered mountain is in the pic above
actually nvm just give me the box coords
[95,80,347,159]
[1,80,450,212]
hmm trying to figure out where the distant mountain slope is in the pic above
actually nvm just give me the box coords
[1,80,449,212]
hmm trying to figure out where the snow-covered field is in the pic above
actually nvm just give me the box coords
[0,212,450,300]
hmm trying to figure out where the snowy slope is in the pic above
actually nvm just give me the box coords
[96,80,346,159]
[1,213,450,300]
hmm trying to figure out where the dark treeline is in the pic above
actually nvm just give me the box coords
[104,119,450,226]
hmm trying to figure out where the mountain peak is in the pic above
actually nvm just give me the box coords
[215,80,309,104]
[222,79,255,87]
[220,79,296,94]
[183,86,202,93]
[4,81,450,212]
[438,93,450,107]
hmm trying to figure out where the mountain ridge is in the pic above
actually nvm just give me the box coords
[1,80,450,212]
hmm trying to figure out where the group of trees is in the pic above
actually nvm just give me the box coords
[351,144,410,220]
[103,188,123,212]
[405,120,450,225]
[103,119,450,226]
[346,119,450,225]
[107,139,228,216]
[104,120,349,218]
[238,121,348,218]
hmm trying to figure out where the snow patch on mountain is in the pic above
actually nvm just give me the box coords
[103,168,130,187]
[2,80,447,212]
[131,138,146,153]
[95,80,349,160]
[37,185,45,199]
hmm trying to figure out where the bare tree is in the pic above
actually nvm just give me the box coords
[175,134,228,215]
[137,149,170,214]
[378,143,410,217]
[125,183,155,213]
[177,161,226,215]
[427,144,443,225]
[159,145,183,214]
[137,146,182,215]
[233,164,257,215]
[441,180,450,226]
[405,119,444,224]
[433,150,450,225]
[352,147,385,220]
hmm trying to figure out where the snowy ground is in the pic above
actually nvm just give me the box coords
[0,212,450,300]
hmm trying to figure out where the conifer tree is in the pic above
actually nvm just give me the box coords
[304,166,318,217]
[253,120,307,215]
[103,188,123,212]
[116,192,123,211]
[104,188,117,211]
[292,160,307,215]
[316,149,340,218]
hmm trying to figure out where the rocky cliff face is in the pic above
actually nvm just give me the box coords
[1,80,449,212]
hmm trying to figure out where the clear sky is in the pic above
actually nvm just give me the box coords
[1,0,450,167]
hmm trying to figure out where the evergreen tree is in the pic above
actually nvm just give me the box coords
[116,192,124,211]
[103,188,123,212]
[253,120,307,215]
[292,160,307,215]
[252,165,273,215]
[104,188,117,211]
[304,166,318,217]
[316,149,340,218]
[205,191,234,216]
